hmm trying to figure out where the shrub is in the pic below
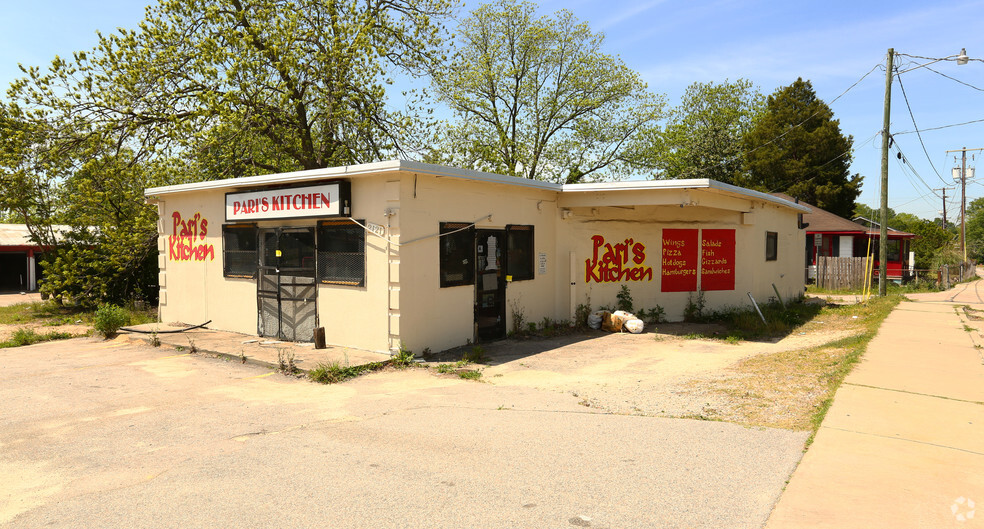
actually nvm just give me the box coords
[93,304,129,338]
[616,285,634,312]
[462,345,485,363]
[392,342,415,368]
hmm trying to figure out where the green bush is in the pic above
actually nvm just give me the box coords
[93,304,129,338]
[392,342,415,368]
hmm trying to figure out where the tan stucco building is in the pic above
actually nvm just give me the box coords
[145,160,809,354]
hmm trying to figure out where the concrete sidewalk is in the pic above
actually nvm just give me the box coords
[766,292,984,527]
[119,323,393,372]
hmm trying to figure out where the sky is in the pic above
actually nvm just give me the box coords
[3,0,984,222]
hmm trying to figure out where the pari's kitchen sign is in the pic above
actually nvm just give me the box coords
[169,211,214,262]
[585,235,654,283]
[225,181,351,221]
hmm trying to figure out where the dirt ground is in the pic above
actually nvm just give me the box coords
[439,301,866,431]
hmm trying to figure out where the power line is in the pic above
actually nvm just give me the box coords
[894,117,984,135]
[656,62,883,181]
[895,72,948,184]
[924,65,984,92]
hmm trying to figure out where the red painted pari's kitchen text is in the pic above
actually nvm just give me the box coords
[169,211,214,262]
[231,192,330,216]
[585,235,653,283]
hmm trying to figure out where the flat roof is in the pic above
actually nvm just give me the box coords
[0,224,71,247]
[145,160,810,213]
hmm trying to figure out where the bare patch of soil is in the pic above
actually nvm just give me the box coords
[472,301,873,431]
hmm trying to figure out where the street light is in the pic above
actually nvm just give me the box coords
[879,48,969,296]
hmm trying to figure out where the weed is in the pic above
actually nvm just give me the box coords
[462,345,485,363]
[616,285,634,313]
[725,334,743,345]
[963,324,974,333]
[638,305,665,324]
[150,332,161,347]
[526,322,537,334]
[392,342,416,368]
[187,337,199,355]
[683,332,705,340]
[510,301,526,335]
[574,296,592,329]
[93,304,129,338]
[683,291,706,322]
[175,345,185,352]
[1,328,74,348]
[309,360,387,384]
[277,348,297,375]
[309,360,344,383]
[458,369,482,380]
[239,347,247,364]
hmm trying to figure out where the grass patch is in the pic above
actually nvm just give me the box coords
[0,328,74,348]
[672,295,902,444]
[457,369,482,380]
[309,360,387,384]
[0,300,157,328]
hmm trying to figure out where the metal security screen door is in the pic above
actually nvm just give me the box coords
[257,228,318,342]
[475,229,506,342]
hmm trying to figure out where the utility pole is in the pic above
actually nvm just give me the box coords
[934,187,948,229]
[879,48,894,296]
[946,146,982,263]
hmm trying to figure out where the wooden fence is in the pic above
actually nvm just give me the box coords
[816,256,869,290]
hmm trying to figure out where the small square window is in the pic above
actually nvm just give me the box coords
[766,231,778,261]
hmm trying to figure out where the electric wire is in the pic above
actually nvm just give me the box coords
[894,117,984,135]
[924,65,984,92]
[656,62,882,181]
[895,72,948,185]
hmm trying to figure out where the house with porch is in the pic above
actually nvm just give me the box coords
[771,194,917,281]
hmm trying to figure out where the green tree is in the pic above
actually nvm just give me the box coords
[632,79,763,183]
[965,197,984,263]
[429,0,664,183]
[0,102,68,245]
[11,0,455,178]
[740,78,861,218]
[6,0,456,304]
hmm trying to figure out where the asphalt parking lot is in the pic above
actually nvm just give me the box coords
[2,337,807,528]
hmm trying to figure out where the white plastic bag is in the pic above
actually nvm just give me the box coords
[624,319,644,334]
[613,310,635,320]
[587,310,606,330]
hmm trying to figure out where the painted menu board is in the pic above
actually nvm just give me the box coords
[700,229,736,291]
[661,229,698,292]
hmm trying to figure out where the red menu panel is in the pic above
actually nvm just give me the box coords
[700,229,735,291]
[661,229,698,292]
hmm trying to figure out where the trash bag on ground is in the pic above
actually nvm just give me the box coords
[624,319,644,334]
[587,310,607,330]
[603,312,628,332]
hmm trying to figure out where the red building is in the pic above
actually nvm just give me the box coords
[0,224,65,292]
[771,195,917,281]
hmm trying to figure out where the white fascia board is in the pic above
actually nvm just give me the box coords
[562,178,810,213]
[144,159,562,198]
[144,160,404,197]
[398,160,561,191]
